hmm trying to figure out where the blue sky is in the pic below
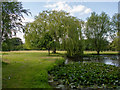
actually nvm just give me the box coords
[15,1,119,43]
[22,2,118,21]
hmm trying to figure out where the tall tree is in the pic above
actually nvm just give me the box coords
[112,13,120,54]
[25,10,84,57]
[62,16,84,57]
[25,10,68,53]
[84,12,111,54]
[2,1,31,41]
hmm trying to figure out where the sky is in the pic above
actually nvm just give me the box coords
[14,1,119,43]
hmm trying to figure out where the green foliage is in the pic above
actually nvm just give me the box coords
[84,39,94,51]
[111,13,120,52]
[2,1,31,41]
[109,37,119,51]
[41,33,53,49]
[2,41,10,51]
[49,62,120,88]
[2,37,23,51]
[62,17,84,57]
[84,12,112,54]
[25,10,84,56]
[84,39,110,51]
[47,58,65,71]
[111,13,120,31]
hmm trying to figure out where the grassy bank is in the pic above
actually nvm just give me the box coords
[2,51,64,88]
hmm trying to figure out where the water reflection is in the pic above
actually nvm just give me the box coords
[65,55,120,67]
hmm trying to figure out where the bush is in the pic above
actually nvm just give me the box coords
[2,42,10,51]
[2,37,23,51]
[49,62,120,89]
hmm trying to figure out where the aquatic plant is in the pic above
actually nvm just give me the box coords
[49,62,120,89]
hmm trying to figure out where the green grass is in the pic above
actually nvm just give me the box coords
[2,51,64,88]
[2,50,119,88]
[84,51,118,55]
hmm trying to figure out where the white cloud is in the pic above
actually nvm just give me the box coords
[84,8,92,14]
[52,2,71,12]
[18,0,119,2]
[44,2,92,17]
[71,5,85,13]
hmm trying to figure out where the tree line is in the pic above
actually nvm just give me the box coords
[2,1,120,56]
[24,10,119,56]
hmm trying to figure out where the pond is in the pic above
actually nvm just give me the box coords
[48,54,120,89]
[65,55,120,67]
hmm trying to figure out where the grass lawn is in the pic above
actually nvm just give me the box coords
[2,51,64,88]
[2,50,118,88]
[84,51,118,55]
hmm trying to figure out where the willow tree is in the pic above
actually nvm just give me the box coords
[61,16,84,57]
[25,10,67,53]
[84,12,111,54]
[25,10,84,56]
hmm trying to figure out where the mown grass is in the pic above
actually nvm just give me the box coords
[2,51,64,88]
[84,51,118,55]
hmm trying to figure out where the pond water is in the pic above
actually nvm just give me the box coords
[65,55,120,67]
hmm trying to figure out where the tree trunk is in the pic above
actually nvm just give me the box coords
[52,48,56,53]
[48,49,50,55]
[97,51,100,55]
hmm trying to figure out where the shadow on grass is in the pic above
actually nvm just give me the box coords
[2,53,9,55]
[2,61,9,65]
[47,52,65,57]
